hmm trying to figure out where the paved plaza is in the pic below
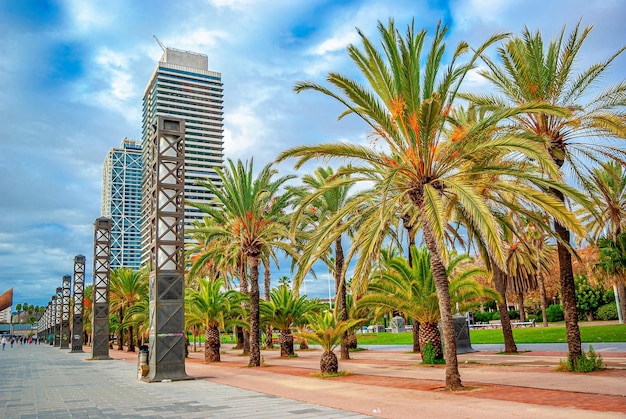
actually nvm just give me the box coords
[0,345,369,418]
[1,340,625,418]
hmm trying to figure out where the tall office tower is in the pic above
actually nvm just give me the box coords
[101,138,143,269]
[141,47,224,266]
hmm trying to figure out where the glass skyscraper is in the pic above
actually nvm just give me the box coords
[140,47,224,266]
[101,138,143,269]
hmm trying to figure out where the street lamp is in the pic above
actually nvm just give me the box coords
[54,287,62,347]
[60,275,71,349]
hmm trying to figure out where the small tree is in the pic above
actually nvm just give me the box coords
[296,311,364,374]
[575,274,604,321]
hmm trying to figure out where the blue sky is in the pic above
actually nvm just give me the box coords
[0,0,625,309]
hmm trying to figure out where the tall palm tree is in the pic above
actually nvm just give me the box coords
[260,285,322,357]
[466,22,626,364]
[109,268,148,352]
[291,166,356,360]
[359,246,495,358]
[185,278,247,362]
[278,19,575,390]
[190,158,296,367]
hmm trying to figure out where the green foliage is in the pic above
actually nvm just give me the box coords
[492,312,501,320]
[557,346,605,372]
[546,304,564,322]
[603,288,615,304]
[472,311,495,323]
[422,343,446,365]
[508,310,520,320]
[574,274,604,319]
[595,303,619,321]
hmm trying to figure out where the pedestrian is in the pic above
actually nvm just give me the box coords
[10,337,14,348]
[1,336,6,351]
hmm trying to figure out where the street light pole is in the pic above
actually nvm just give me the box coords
[60,275,71,349]
[71,255,86,352]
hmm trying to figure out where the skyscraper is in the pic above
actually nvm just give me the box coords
[101,138,143,269]
[141,47,224,266]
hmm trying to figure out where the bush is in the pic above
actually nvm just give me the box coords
[595,303,619,321]
[492,311,500,320]
[421,343,445,365]
[546,304,564,322]
[508,310,520,320]
[472,311,493,323]
[557,346,604,373]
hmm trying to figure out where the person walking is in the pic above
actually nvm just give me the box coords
[1,336,6,351]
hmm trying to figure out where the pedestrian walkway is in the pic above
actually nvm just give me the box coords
[2,342,625,418]
[0,345,369,418]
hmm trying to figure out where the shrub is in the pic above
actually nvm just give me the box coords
[546,304,564,322]
[472,311,493,323]
[492,311,500,320]
[595,303,619,321]
[421,343,445,365]
[557,346,604,372]
[508,310,520,320]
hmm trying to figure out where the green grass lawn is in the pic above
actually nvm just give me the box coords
[355,324,626,345]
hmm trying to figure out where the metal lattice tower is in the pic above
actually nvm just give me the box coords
[143,116,190,382]
[71,255,86,352]
[90,217,112,360]
[60,275,71,349]
[53,290,61,347]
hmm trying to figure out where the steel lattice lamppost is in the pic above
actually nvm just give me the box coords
[60,275,71,349]
[71,255,86,353]
[142,116,190,382]
[89,217,112,360]
[47,300,53,345]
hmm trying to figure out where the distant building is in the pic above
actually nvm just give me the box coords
[0,288,13,323]
[102,138,143,269]
[141,47,224,266]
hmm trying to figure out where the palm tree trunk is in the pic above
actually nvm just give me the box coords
[538,267,549,328]
[422,220,462,391]
[491,260,518,353]
[518,291,526,322]
[279,330,294,357]
[617,282,626,324]
[117,308,124,351]
[128,325,135,352]
[335,236,349,360]
[550,188,582,362]
[248,255,261,367]
[418,322,442,359]
[238,255,251,354]
[412,318,421,353]
[320,351,338,374]
[264,261,273,349]
[205,325,221,362]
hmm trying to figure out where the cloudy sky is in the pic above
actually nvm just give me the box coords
[0,0,624,309]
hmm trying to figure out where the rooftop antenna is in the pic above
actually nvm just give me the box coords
[153,35,166,52]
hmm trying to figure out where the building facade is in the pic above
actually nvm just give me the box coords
[101,138,143,269]
[141,47,224,266]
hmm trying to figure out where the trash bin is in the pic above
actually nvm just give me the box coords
[137,345,149,379]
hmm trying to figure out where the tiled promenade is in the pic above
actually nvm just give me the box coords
[0,345,369,418]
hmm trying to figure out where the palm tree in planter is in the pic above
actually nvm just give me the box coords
[297,311,364,374]
[260,285,323,357]
[185,277,247,362]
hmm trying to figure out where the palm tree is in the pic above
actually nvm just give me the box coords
[578,162,626,319]
[596,232,626,322]
[185,278,246,362]
[190,158,296,367]
[291,166,355,360]
[109,268,148,352]
[277,19,576,390]
[122,294,149,346]
[359,246,495,359]
[260,285,322,357]
[296,311,364,374]
[466,22,626,364]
